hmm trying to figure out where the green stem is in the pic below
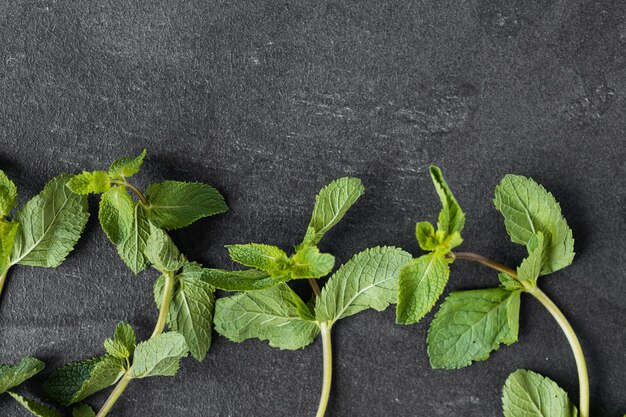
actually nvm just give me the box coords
[526,286,589,417]
[96,372,132,417]
[308,278,321,297]
[452,251,589,417]
[111,179,149,206]
[315,322,333,417]
[0,266,9,301]
[95,271,176,417]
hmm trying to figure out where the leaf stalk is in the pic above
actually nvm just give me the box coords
[315,322,333,417]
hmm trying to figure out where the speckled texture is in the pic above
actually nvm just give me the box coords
[0,1,625,416]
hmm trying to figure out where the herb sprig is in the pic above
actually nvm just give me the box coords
[43,150,228,417]
[397,165,585,417]
[212,177,412,417]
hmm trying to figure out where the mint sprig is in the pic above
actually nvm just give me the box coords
[52,150,228,416]
[399,166,587,417]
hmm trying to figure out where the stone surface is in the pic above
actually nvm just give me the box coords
[0,0,625,416]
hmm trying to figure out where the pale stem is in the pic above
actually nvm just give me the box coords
[0,267,9,300]
[315,322,333,417]
[95,373,132,417]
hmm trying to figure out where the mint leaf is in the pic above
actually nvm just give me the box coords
[315,246,412,324]
[155,263,215,361]
[201,269,278,291]
[145,226,186,273]
[499,273,523,291]
[429,165,465,236]
[44,356,125,405]
[0,357,45,394]
[396,253,450,324]
[108,149,146,179]
[98,186,134,245]
[145,181,228,230]
[104,322,136,360]
[116,203,150,274]
[72,404,96,417]
[502,369,578,417]
[226,243,289,274]
[289,246,335,279]
[10,174,89,267]
[7,392,62,417]
[416,221,438,251]
[494,174,575,274]
[129,332,189,378]
[214,283,320,350]
[302,177,364,246]
[517,232,546,285]
[67,171,111,195]
[0,170,18,217]
[427,288,521,369]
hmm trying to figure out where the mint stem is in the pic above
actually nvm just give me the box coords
[452,251,589,417]
[315,322,333,417]
[95,271,176,417]
[111,179,150,206]
[308,278,321,297]
[95,372,132,417]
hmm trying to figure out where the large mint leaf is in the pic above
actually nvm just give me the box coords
[427,288,521,369]
[494,174,574,274]
[145,181,227,230]
[396,253,450,324]
[214,283,319,350]
[129,332,189,378]
[10,174,89,267]
[145,226,186,273]
[302,177,364,246]
[315,246,412,324]
[502,369,578,417]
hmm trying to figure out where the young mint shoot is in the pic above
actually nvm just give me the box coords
[45,150,228,417]
[399,165,585,417]
[212,178,411,417]
[0,170,89,311]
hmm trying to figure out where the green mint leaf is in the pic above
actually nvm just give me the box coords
[201,269,278,291]
[214,283,320,350]
[116,203,150,274]
[517,232,546,285]
[129,332,189,378]
[145,226,186,273]
[302,177,364,246]
[98,186,134,245]
[103,322,136,360]
[429,165,465,236]
[0,357,45,394]
[169,263,216,361]
[427,287,521,369]
[72,404,96,417]
[145,181,228,230]
[315,246,412,324]
[7,392,62,417]
[44,356,125,405]
[494,174,575,274]
[289,246,335,279]
[0,220,19,272]
[0,170,18,217]
[108,149,146,179]
[502,369,578,417]
[396,253,451,324]
[226,243,289,274]
[499,273,523,291]
[67,171,111,195]
[416,221,438,251]
[10,174,89,267]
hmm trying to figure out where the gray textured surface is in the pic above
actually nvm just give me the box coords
[1,0,625,416]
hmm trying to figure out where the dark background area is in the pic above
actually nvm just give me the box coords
[1,1,625,416]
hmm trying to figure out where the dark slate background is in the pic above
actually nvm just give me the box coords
[1,1,625,416]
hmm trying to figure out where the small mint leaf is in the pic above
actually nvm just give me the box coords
[108,149,146,179]
[226,243,289,274]
[0,170,18,217]
[145,225,186,273]
[289,246,335,279]
[98,186,134,245]
[201,268,277,291]
[0,357,45,394]
[129,332,189,378]
[429,165,465,236]
[67,171,111,195]
[72,404,96,417]
[8,392,62,417]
